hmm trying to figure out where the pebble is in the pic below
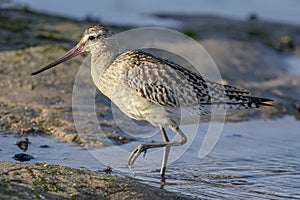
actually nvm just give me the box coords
[39,144,50,148]
[16,137,30,152]
[13,153,35,162]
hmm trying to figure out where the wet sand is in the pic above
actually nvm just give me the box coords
[0,162,194,200]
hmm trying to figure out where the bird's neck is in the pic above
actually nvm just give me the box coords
[90,42,118,86]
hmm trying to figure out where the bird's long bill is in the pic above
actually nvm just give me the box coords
[31,46,81,75]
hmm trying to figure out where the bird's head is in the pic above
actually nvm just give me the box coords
[79,25,114,53]
[31,25,114,75]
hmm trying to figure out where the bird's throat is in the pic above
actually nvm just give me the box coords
[90,45,118,86]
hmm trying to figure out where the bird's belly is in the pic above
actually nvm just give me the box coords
[97,84,153,120]
[113,94,152,121]
[100,86,181,127]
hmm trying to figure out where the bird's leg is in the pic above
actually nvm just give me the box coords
[127,126,187,168]
[160,126,170,186]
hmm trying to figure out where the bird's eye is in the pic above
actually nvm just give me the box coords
[88,35,96,40]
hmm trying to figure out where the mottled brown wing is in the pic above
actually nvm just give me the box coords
[122,50,272,109]
[122,50,211,107]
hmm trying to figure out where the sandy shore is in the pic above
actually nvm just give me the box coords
[0,162,194,200]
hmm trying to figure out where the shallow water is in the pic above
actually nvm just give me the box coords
[1,117,300,199]
[286,56,300,76]
[0,133,101,170]
[155,117,300,199]
[120,117,300,199]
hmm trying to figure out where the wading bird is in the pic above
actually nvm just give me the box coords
[31,25,273,181]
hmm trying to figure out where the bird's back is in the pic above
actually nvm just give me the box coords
[97,49,273,126]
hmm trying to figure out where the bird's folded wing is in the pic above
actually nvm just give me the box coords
[121,50,272,108]
[122,50,214,107]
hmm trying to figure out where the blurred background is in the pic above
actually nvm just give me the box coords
[2,0,300,27]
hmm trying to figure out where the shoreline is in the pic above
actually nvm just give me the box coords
[0,162,194,200]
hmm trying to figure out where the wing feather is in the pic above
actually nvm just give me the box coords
[123,50,209,107]
[121,50,272,109]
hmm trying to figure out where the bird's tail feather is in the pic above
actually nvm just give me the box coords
[247,96,274,107]
[204,96,274,108]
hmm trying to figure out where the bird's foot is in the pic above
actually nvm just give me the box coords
[127,144,149,166]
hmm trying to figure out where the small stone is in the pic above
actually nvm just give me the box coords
[39,144,50,148]
[13,153,34,162]
[16,137,31,152]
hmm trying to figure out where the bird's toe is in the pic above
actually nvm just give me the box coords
[127,144,149,166]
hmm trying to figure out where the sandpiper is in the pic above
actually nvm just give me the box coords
[31,25,273,180]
